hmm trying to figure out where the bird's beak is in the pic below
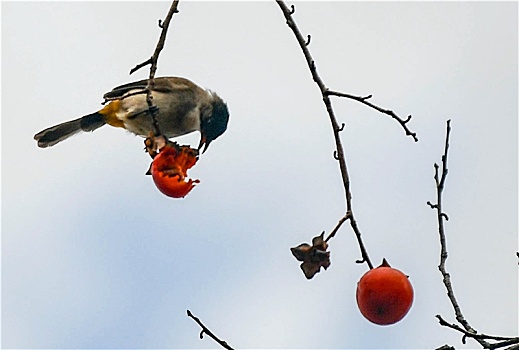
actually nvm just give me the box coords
[197,134,211,154]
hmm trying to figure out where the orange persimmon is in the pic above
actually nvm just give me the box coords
[151,143,200,198]
[356,259,414,325]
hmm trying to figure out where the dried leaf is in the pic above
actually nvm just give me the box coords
[290,231,331,279]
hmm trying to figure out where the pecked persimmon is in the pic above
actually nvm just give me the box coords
[151,143,200,198]
[356,259,414,325]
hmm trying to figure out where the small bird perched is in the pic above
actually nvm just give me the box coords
[34,77,230,153]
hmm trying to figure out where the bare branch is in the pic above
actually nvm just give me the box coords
[430,120,518,349]
[187,310,234,350]
[129,0,180,138]
[129,57,153,75]
[431,121,479,334]
[429,121,483,344]
[277,0,374,270]
[326,90,418,142]
[129,1,180,77]
[324,213,349,242]
[436,316,519,349]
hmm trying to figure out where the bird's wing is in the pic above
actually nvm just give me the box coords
[103,77,197,100]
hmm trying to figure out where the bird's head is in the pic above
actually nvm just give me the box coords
[198,93,230,153]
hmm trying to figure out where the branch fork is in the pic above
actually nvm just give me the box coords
[279,0,418,275]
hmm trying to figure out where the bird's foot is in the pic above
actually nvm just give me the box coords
[144,132,177,158]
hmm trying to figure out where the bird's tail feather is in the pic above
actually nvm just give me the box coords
[34,112,106,148]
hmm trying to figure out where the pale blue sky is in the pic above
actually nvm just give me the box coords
[2,2,517,349]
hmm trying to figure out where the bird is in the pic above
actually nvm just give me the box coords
[34,77,230,153]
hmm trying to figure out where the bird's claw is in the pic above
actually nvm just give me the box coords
[144,131,169,158]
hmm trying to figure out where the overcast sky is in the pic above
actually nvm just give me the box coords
[2,1,517,349]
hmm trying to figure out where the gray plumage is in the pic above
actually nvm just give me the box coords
[34,77,229,152]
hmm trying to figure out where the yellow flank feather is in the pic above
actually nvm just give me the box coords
[99,100,125,128]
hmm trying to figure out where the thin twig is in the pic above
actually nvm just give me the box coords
[430,120,484,345]
[324,213,349,242]
[129,58,153,76]
[430,121,518,349]
[129,0,180,137]
[326,90,418,142]
[129,1,179,77]
[277,1,373,269]
[187,310,234,350]
[436,315,519,348]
